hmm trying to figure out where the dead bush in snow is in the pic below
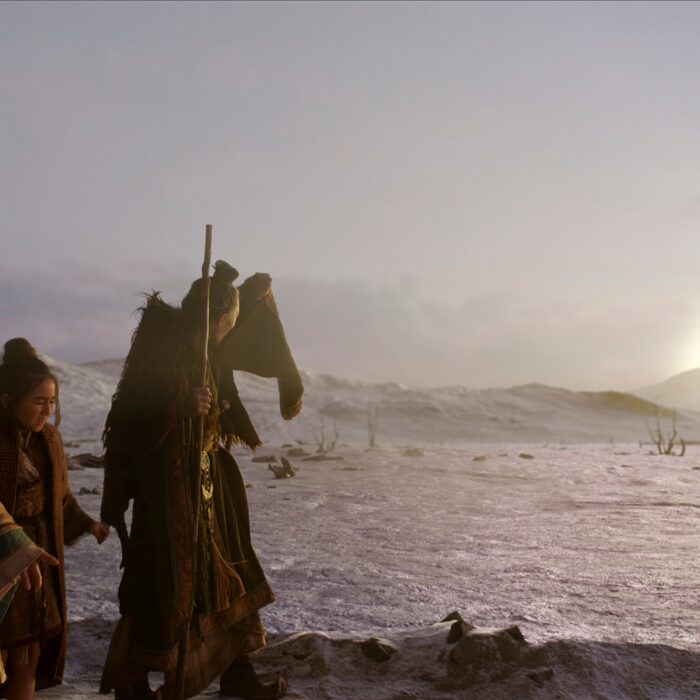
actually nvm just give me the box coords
[647,409,686,456]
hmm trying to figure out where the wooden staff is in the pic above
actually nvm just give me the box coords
[193,224,213,533]
[174,224,213,700]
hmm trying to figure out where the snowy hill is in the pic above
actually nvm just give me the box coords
[44,355,116,445]
[634,367,700,412]
[38,356,700,448]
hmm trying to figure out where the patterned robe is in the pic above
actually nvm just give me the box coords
[0,503,41,684]
[0,422,94,694]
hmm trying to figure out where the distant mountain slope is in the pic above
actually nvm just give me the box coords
[634,368,700,412]
[32,357,696,447]
[79,358,124,381]
[43,355,117,442]
[288,376,694,446]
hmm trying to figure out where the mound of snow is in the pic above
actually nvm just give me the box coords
[250,619,700,700]
[46,616,700,699]
[43,354,116,445]
[29,357,699,447]
[635,368,700,412]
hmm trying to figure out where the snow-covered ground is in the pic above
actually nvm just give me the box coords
[37,357,700,698]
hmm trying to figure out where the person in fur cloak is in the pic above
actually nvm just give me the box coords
[99,261,303,700]
[0,339,110,700]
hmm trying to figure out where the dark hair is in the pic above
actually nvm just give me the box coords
[181,260,240,322]
[0,338,60,427]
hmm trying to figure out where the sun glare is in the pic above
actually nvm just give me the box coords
[672,322,700,376]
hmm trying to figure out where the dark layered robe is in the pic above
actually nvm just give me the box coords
[0,423,95,695]
[99,274,303,698]
[0,503,42,685]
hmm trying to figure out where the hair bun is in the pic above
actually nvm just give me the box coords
[3,338,38,364]
[212,260,239,286]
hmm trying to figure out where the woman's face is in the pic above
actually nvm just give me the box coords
[3,378,57,432]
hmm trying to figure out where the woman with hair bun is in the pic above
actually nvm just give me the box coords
[0,338,109,700]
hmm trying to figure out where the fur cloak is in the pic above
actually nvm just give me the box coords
[99,274,303,697]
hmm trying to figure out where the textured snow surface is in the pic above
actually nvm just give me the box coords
[34,357,700,698]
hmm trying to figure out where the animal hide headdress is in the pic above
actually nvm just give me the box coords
[104,272,303,454]
[217,272,303,428]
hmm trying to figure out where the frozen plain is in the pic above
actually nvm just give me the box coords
[38,358,700,698]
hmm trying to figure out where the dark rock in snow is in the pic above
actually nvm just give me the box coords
[360,637,395,662]
[447,621,465,644]
[441,611,465,624]
[302,454,344,462]
[280,457,296,476]
[287,447,310,457]
[68,453,105,470]
[527,667,554,686]
[402,447,425,457]
[449,625,528,667]
[269,458,297,479]
[447,619,475,644]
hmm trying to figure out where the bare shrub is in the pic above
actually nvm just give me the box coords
[647,409,686,456]
[367,404,379,449]
[314,417,340,453]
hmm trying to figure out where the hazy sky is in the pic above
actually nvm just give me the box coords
[2,1,700,389]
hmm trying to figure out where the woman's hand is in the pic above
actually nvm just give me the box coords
[185,387,212,417]
[89,521,110,545]
[19,551,59,591]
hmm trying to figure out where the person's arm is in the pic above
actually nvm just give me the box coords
[63,488,109,545]
[0,503,59,596]
[53,432,110,545]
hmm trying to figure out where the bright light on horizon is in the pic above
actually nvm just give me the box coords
[2,2,700,390]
